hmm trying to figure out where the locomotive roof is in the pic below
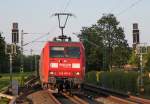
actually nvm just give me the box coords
[40,41,84,55]
[49,41,82,43]
[48,41,82,43]
[48,41,83,46]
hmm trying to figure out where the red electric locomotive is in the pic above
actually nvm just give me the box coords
[39,41,85,91]
[39,13,85,92]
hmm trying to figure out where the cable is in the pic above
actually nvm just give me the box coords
[109,0,123,13]
[22,0,73,54]
[62,0,72,13]
[72,33,101,48]
[83,39,101,48]
[33,41,48,43]
[23,32,50,46]
[46,0,72,40]
[117,0,143,16]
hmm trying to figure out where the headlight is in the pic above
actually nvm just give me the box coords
[74,72,80,75]
[72,63,80,68]
[49,71,54,75]
[50,63,58,68]
[76,72,80,75]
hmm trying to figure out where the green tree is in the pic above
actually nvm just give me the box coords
[0,32,5,60]
[0,32,9,73]
[0,33,39,73]
[81,26,103,71]
[21,54,40,72]
[144,47,150,71]
[80,14,130,71]
[128,50,140,67]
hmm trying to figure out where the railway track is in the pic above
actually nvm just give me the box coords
[127,96,150,104]
[83,82,150,104]
[26,90,61,104]
[15,75,40,104]
[51,90,89,104]
[9,75,89,104]
[8,75,150,104]
[14,75,90,104]
[27,89,100,104]
[62,92,89,104]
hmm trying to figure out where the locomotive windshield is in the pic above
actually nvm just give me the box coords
[50,46,80,58]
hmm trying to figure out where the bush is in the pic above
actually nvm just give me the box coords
[0,97,10,104]
[144,84,150,95]
[85,71,139,94]
[85,71,99,85]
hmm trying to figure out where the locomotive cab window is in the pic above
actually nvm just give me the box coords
[50,47,65,58]
[65,47,80,58]
[50,46,80,58]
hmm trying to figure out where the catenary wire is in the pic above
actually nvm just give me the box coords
[23,0,72,46]
[117,0,143,16]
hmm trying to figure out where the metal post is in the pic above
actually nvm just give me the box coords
[61,27,64,36]
[34,55,38,76]
[20,30,24,73]
[136,43,147,94]
[140,54,143,88]
[30,49,33,72]
[9,54,12,88]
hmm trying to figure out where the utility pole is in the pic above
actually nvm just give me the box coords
[140,54,143,88]
[20,30,24,73]
[30,49,33,72]
[34,54,38,76]
[5,45,13,89]
[5,43,17,91]
[9,51,13,89]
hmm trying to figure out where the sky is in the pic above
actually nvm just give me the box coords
[0,0,150,55]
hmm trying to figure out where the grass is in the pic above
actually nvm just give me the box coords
[0,97,10,104]
[0,72,32,91]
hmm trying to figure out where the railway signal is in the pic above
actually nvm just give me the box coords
[12,23,19,44]
[5,44,17,55]
[136,43,147,93]
[5,43,17,91]
[4,22,19,92]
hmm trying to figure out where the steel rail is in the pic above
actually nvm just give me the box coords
[62,92,89,104]
[48,91,62,104]
[83,83,150,104]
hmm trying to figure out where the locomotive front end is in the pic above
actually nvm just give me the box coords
[48,42,85,90]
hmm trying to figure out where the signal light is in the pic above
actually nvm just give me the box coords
[12,44,17,54]
[12,23,19,43]
[5,44,17,54]
[5,44,12,54]
[12,31,19,43]
[73,72,80,75]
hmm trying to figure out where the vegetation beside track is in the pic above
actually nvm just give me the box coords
[0,97,10,104]
[0,72,32,91]
[85,71,150,97]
